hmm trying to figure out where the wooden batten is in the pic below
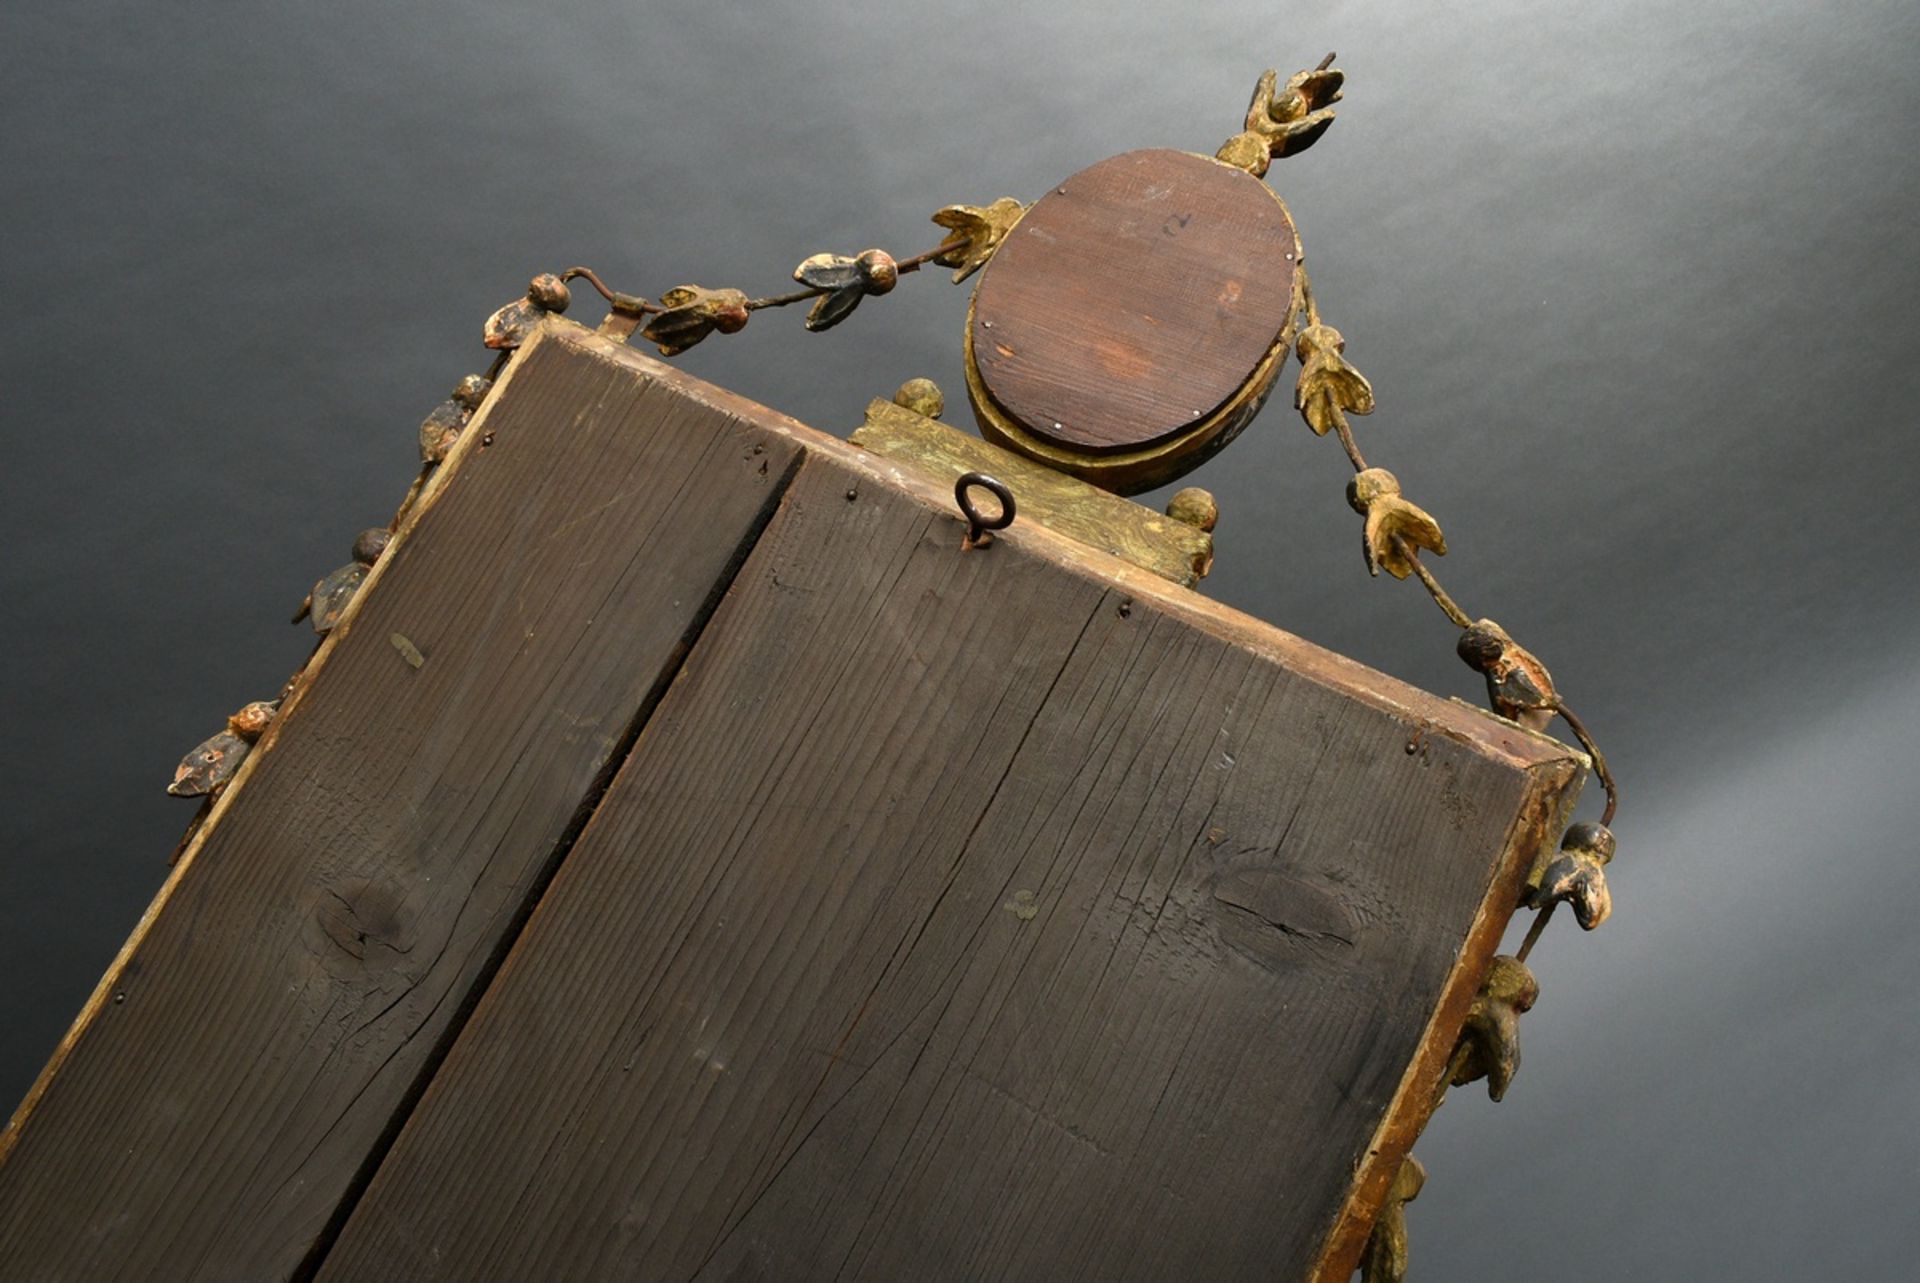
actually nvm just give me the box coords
[851,397,1214,587]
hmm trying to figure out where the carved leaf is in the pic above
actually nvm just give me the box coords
[1448,955,1538,1102]
[1358,1156,1425,1283]
[308,562,369,636]
[418,397,469,464]
[641,285,751,356]
[482,274,571,351]
[793,253,864,292]
[804,286,865,332]
[483,298,544,352]
[1243,68,1281,127]
[1268,110,1338,159]
[1294,324,1375,435]
[168,730,251,798]
[1347,469,1444,579]
[930,197,1027,283]
[794,250,897,332]
[1226,62,1345,171]
[1364,496,1446,579]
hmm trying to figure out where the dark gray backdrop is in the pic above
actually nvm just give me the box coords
[4,1,1915,1277]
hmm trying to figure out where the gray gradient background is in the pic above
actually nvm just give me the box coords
[3,1,1915,1277]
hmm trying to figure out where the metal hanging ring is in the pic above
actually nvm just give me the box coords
[955,472,1016,547]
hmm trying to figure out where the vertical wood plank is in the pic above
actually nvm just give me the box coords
[0,329,803,1280]
[317,441,1578,1281]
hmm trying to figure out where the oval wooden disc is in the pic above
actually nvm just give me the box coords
[970,148,1299,457]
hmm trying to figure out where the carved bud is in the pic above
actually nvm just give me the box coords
[893,377,945,420]
[526,273,571,313]
[351,527,391,566]
[1166,487,1220,532]
[855,248,898,294]
[1458,619,1559,728]
[1531,821,1616,930]
[450,373,492,411]
[225,700,278,742]
[1273,65,1344,121]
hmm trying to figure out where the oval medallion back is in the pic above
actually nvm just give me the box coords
[967,147,1301,490]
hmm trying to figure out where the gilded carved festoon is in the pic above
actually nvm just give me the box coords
[163,53,1623,1280]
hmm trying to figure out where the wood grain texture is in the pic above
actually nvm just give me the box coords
[1309,763,1578,1282]
[317,438,1580,1280]
[971,148,1298,454]
[578,320,1574,784]
[0,327,802,1281]
[850,397,1213,586]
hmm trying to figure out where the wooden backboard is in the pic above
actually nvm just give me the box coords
[0,321,1582,1281]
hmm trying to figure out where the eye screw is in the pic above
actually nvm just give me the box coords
[955,472,1016,549]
